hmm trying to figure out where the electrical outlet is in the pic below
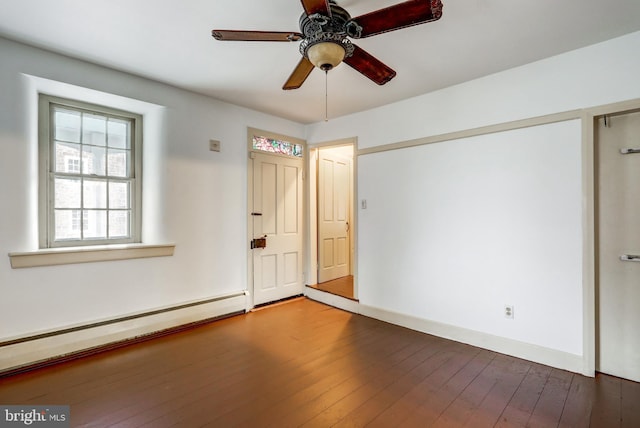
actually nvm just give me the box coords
[209,139,221,152]
[504,305,514,319]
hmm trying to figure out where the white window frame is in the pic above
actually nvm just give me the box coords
[38,94,143,248]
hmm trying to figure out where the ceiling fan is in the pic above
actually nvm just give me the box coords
[212,0,443,90]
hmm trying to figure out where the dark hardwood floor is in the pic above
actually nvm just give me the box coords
[0,298,638,427]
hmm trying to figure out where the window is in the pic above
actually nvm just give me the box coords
[39,95,142,247]
[66,158,80,173]
[71,210,89,232]
[252,135,303,157]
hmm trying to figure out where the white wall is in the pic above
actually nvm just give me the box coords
[0,37,305,340]
[358,121,583,354]
[305,31,640,367]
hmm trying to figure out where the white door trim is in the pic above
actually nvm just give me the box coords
[593,109,640,381]
[585,102,640,381]
[582,98,640,377]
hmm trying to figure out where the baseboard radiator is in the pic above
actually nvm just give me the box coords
[0,292,247,378]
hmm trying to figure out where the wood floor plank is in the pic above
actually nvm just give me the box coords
[526,368,574,427]
[429,353,513,426]
[0,298,638,427]
[462,355,532,427]
[558,371,595,427]
[310,275,355,300]
[253,335,437,427]
[367,344,481,427]
[108,304,412,426]
[495,363,552,427]
[401,349,496,426]
[87,304,382,426]
[299,337,451,427]
[174,323,423,427]
[590,373,622,428]
[332,345,460,427]
[621,377,640,428]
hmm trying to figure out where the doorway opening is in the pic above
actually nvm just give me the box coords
[308,140,356,301]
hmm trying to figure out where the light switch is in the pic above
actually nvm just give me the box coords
[209,139,221,152]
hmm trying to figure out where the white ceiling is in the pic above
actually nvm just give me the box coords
[1,0,639,124]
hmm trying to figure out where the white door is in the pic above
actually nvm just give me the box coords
[318,149,350,283]
[251,152,304,306]
[596,110,640,382]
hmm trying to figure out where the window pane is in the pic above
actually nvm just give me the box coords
[84,210,107,239]
[109,181,130,209]
[108,119,130,149]
[83,179,107,208]
[54,141,81,173]
[54,177,81,208]
[82,145,107,175]
[54,109,81,143]
[82,113,106,146]
[109,210,130,238]
[45,97,139,247]
[108,149,129,177]
[252,136,303,157]
[54,210,81,240]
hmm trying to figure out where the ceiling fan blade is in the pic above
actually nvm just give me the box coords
[352,0,443,38]
[300,0,331,16]
[283,57,315,90]
[212,30,303,42]
[343,44,396,85]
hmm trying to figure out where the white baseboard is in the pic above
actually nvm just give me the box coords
[304,287,361,314]
[302,292,584,374]
[358,304,585,375]
[2,292,586,377]
[0,292,247,374]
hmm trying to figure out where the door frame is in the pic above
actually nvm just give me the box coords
[307,137,358,298]
[246,127,307,310]
[592,108,640,381]
[582,98,640,377]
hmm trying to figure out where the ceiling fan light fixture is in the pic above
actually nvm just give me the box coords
[306,41,345,71]
[213,0,444,90]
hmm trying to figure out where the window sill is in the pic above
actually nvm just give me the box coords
[8,243,175,269]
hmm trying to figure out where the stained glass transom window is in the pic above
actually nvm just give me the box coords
[252,135,303,157]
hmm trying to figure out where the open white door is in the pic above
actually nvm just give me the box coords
[318,149,351,283]
[596,110,640,382]
[251,152,304,306]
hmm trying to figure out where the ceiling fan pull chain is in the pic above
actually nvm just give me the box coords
[325,69,329,122]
